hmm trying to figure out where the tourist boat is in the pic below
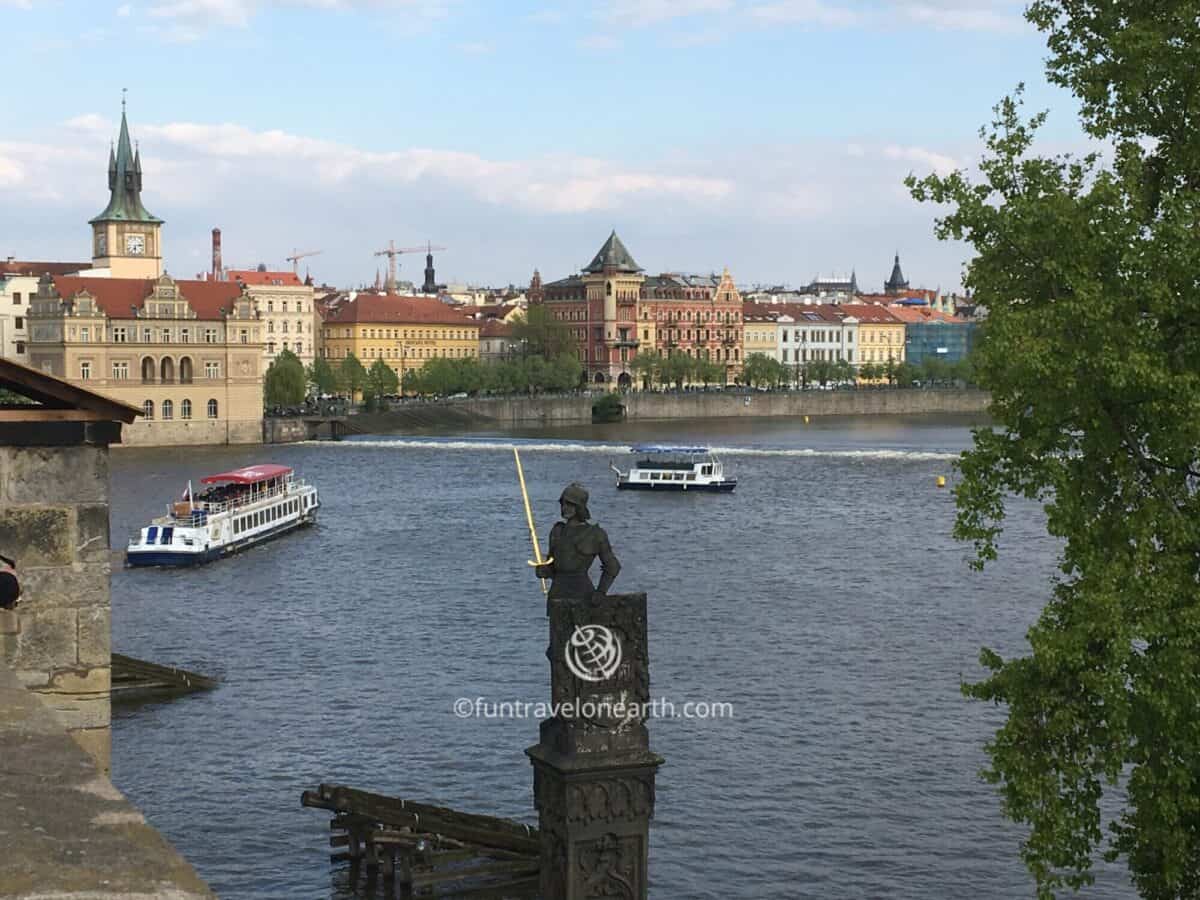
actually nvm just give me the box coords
[125,464,320,567]
[610,445,737,492]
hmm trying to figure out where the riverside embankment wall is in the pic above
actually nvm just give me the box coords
[457,388,991,426]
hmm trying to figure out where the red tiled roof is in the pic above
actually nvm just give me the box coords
[0,260,89,277]
[884,306,962,324]
[324,293,479,327]
[51,276,245,320]
[837,304,903,324]
[226,269,304,286]
[741,302,783,321]
[480,319,513,337]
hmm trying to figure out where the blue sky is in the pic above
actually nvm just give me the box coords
[2,0,1086,292]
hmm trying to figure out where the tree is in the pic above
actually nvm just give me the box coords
[629,353,659,390]
[859,362,880,384]
[337,353,367,398]
[742,353,774,388]
[264,349,306,407]
[364,359,400,406]
[909,4,1200,896]
[306,356,338,396]
[695,358,724,387]
[659,352,695,390]
[509,305,575,359]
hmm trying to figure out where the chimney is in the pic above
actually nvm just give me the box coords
[211,228,222,280]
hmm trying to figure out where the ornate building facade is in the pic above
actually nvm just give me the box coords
[539,232,744,387]
[226,269,320,365]
[26,107,264,446]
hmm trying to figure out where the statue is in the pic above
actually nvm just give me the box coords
[534,483,620,600]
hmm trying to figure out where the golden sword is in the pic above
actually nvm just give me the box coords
[514,448,552,595]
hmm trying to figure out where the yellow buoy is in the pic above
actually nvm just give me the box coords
[936,475,946,488]
[803,415,809,424]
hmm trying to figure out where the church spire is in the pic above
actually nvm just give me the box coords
[884,251,908,295]
[90,99,162,226]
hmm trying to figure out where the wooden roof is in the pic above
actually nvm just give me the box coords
[0,358,141,423]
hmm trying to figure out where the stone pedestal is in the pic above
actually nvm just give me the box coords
[527,593,663,900]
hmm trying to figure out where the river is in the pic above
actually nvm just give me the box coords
[108,415,1135,899]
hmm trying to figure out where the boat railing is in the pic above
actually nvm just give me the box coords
[160,478,311,522]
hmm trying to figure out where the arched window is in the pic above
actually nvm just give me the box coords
[181,398,192,420]
[161,399,173,420]
[143,399,154,419]
[207,398,218,419]
[141,357,155,383]
[179,357,193,384]
[605,282,612,296]
[160,357,174,383]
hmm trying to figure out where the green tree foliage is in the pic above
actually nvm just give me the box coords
[629,353,659,389]
[306,356,338,396]
[403,354,582,397]
[658,352,695,389]
[909,4,1200,896]
[694,359,725,387]
[364,359,400,405]
[264,348,306,407]
[337,353,367,397]
[742,353,774,388]
[509,305,575,359]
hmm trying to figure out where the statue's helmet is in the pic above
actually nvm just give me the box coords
[559,482,591,521]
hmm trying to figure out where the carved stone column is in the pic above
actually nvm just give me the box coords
[527,592,663,900]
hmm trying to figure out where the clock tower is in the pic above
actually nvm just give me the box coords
[89,101,164,279]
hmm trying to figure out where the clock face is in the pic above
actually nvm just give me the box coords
[96,232,106,255]
[126,233,146,255]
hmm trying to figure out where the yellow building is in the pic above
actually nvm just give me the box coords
[321,293,479,383]
[741,302,781,361]
[841,304,905,373]
[25,106,264,446]
[29,273,264,445]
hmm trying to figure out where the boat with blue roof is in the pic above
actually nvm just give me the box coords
[610,445,737,492]
[125,464,320,567]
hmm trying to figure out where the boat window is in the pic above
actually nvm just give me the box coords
[703,465,713,475]
[650,472,660,480]
[674,473,685,481]
[147,526,158,543]
[686,473,696,480]
[161,527,173,545]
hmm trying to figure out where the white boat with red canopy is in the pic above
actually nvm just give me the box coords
[125,464,320,567]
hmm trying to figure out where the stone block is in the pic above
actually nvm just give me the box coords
[0,608,19,635]
[78,605,111,665]
[12,607,78,672]
[18,563,109,610]
[4,445,108,504]
[34,689,110,730]
[71,725,112,775]
[75,504,111,562]
[0,507,73,567]
[47,666,111,694]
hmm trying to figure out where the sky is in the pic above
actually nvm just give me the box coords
[2,0,1088,292]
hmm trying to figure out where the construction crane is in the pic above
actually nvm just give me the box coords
[286,249,322,274]
[374,241,446,292]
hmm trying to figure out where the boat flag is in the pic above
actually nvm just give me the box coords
[181,480,193,503]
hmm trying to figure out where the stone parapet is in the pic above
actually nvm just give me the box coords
[0,442,113,771]
[0,663,214,898]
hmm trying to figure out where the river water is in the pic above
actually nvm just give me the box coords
[108,415,1136,899]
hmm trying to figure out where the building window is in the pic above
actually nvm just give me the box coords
[112,361,129,380]
[162,399,173,420]
[81,327,89,342]
[181,328,189,343]
[79,361,91,380]
[204,328,217,343]
[143,400,154,419]
[161,328,170,343]
[143,327,152,342]
[141,357,155,382]
[282,321,289,333]
[240,329,248,344]
[12,292,20,305]
[113,326,127,343]
[205,361,220,379]
[207,398,218,419]
[268,342,276,354]
[15,341,25,354]
[181,398,192,420]
[13,316,24,330]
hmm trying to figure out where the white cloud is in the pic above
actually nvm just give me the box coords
[0,0,34,8]
[750,0,1025,32]
[141,0,453,39]
[578,33,621,51]
[883,143,960,175]
[750,0,860,27]
[601,0,732,28]
[116,3,133,14]
[6,115,979,289]
[456,40,492,55]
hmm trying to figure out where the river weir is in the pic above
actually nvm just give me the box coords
[108,416,1137,898]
